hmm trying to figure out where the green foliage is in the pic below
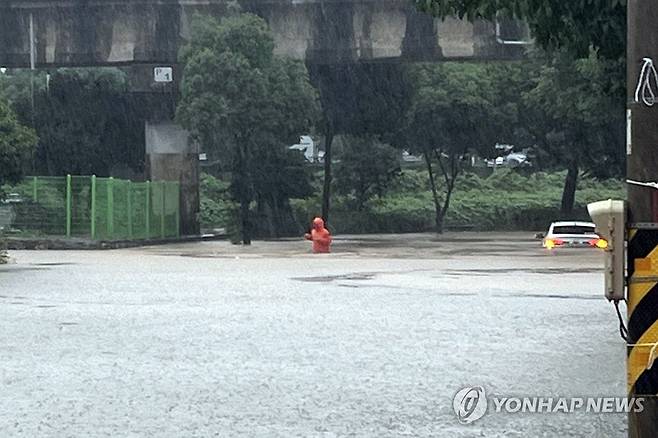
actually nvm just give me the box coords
[179,14,275,71]
[334,136,401,210]
[199,173,236,229]
[400,62,520,231]
[290,169,625,234]
[0,98,37,197]
[177,13,320,243]
[199,173,240,239]
[403,62,515,156]
[389,169,430,193]
[395,55,624,223]
[178,14,319,149]
[252,148,315,204]
[413,0,626,60]
[522,51,625,178]
[308,61,411,222]
[451,170,623,230]
[0,71,48,119]
[0,68,145,176]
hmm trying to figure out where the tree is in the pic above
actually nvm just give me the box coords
[522,51,625,214]
[0,68,146,177]
[413,0,626,60]
[0,97,37,263]
[177,14,319,244]
[251,147,315,237]
[334,136,401,211]
[308,63,411,224]
[413,0,626,215]
[400,63,515,233]
[0,98,37,195]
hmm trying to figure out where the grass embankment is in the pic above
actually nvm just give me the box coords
[202,170,625,235]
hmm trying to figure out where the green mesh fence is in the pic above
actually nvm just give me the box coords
[3,176,180,240]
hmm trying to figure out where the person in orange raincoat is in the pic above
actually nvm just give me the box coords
[304,217,332,253]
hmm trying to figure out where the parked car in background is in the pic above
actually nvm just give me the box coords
[541,221,608,250]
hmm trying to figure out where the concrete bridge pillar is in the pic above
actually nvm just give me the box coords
[140,66,199,237]
[145,120,200,237]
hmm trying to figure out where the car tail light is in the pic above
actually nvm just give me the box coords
[589,238,608,249]
[544,238,564,249]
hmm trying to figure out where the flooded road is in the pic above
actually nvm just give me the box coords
[0,233,626,437]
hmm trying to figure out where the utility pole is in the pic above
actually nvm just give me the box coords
[627,1,658,436]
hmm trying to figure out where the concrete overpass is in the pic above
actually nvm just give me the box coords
[0,0,527,69]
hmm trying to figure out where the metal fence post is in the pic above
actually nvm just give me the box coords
[65,174,72,238]
[160,181,166,239]
[107,177,114,239]
[127,181,133,239]
[33,176,38,203]
[145,181,151,239]
[90,175,96,239]
[175,182,181,238]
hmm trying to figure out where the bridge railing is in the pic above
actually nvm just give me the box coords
[1,175,180,241]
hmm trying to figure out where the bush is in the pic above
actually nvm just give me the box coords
[199,173,238,230]
[289,169,625,234]
[334,137,401,209]
[205,168,626,235]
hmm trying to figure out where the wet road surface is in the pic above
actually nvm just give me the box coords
[0,233,626,437]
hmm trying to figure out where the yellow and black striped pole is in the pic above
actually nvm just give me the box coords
[627,2,658,435]
[627,228,658,436]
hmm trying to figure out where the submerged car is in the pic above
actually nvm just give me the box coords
[541,221,608,250]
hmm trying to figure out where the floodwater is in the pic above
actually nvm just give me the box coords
[0,233,625,437]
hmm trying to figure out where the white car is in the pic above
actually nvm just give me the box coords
[541,221,608,250]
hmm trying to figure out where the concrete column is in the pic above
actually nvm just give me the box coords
[145,121,200,236]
